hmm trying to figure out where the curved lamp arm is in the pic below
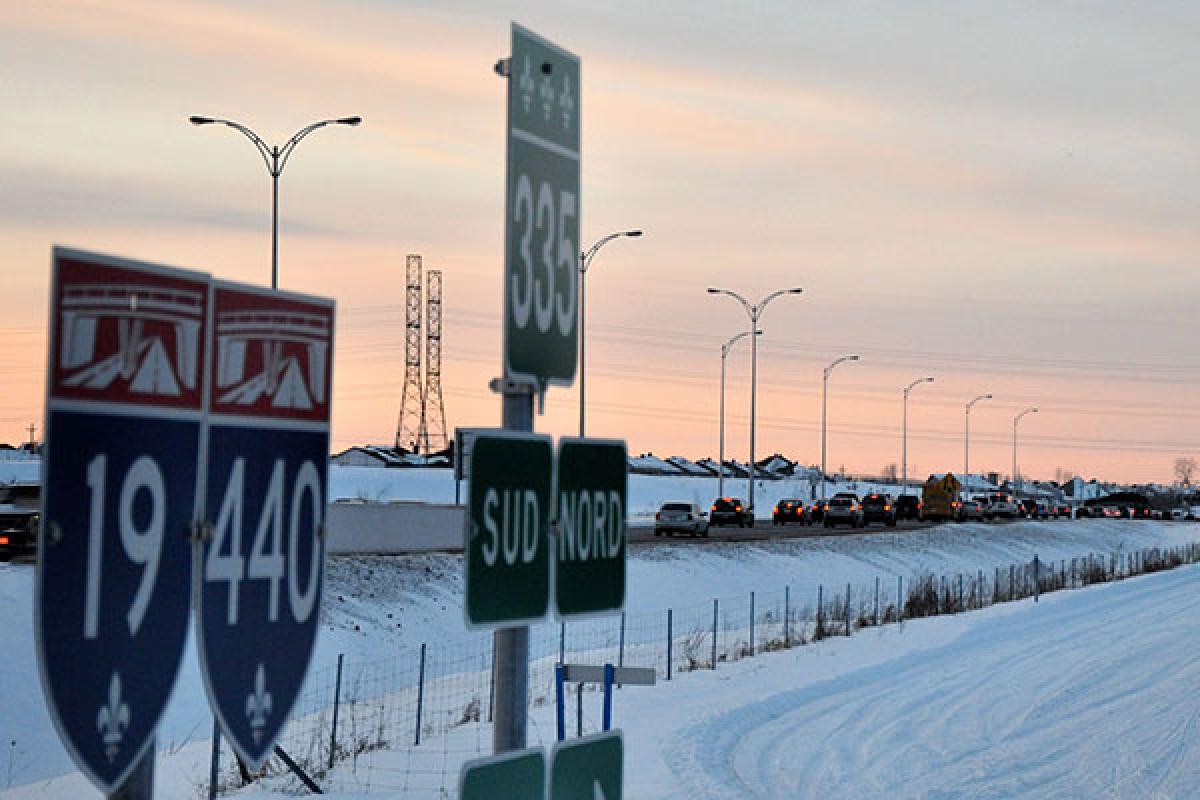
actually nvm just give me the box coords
[190,116,273,173]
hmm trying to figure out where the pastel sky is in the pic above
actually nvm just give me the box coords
[3,1,1199,485]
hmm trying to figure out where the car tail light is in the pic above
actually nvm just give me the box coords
[655,512,662,520]
[885,505,891,511]
[735,505,742,512]
[774,505,780,513]
[0,536,8,546]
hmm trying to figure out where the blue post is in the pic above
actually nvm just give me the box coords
[414,643,426,746]
[1034,554,1039,603]
[555,663,566,742]
[602,664,614,732]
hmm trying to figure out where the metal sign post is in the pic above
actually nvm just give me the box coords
[195,281,335,770]
[37,248,206,795]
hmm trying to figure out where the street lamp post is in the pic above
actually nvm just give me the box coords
[189,114,362,289]
[901,377,935,495]
[718,329,762,498]
[1013,407,1039,497]
[579,230,643,437]
[964,393,992,498]
[707,286,803,514]
[821,355,860,502]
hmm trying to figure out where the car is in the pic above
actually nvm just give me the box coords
[709,497,753,528]
[894,495,921,522]
[983,492,1019,520]
[654,502,709,538]
[861,493,897,526]
[1055,504,1072,518]
[824,493,864,529]
[1018,498,1038,518]
[772,498,807,526]
[1169,508,1187,521]
[0,482,40,560]
[808,500,827,525]
[956,498,985,522]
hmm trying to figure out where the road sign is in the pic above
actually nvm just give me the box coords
[504,23,581,388]
[551,731,623,800]
[464,431,552,627]
[554,439,627,618]
[460,747,546,800]
[37,247,206,792]
[195,280,335,769]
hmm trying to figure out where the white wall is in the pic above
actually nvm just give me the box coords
[326,501,463,554]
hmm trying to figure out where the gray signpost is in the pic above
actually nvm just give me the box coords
[554,439,627,618]
[504,23,581,389]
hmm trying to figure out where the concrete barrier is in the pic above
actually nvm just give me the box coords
[326,501,464,554]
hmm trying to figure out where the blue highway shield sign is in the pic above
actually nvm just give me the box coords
[36,248,207,792]
[195,281,335,769]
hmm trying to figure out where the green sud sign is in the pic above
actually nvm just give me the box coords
[551,732,623,800]
[504,23,581,388]
[464,432,553,628]
[554,439,627,618]
[460,748,546,800]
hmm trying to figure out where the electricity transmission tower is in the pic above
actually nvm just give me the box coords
[421,269,448,453]
[395,255,425,452]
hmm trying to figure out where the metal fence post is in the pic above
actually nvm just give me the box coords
[817,584,824,635]
[617,611,626,688]
[209,720,221,800]
[873,576,880,625]
[667,608,673,680]
[749,591,755,655]
[784,586,791,646]
[328,654,344,770]
[559,623,566,665]
[994,567,1000,602]
[958,573,963,611]
[414,643,427,746]
[897,576,903,621]
[844,583,851,636]
[711,598,719,669]
[1009,564,1015,600]
[977,570,984,608]
[1033,554,1039,603]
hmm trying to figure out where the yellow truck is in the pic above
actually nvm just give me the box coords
[920,473,961,521]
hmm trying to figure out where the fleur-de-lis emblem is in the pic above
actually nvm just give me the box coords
[559,76,575,129]
[245,664,273,744]
[96,672,131,763]
[518,56,535,113]
[540,74,557,121]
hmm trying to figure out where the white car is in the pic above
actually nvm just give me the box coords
[654,502,709,538]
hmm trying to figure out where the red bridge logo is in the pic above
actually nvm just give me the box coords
[53,277,206,409]
[210,288,332,422]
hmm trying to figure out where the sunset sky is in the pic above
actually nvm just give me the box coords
[3,1,1199,485]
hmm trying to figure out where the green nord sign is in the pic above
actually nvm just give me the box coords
[554,439,627,618]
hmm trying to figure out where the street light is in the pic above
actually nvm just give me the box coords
[1013,406,1039,497]
[964,393,992,499]
[901,376,935,495]
[579,230,643,436]
[189,114,362,289]
[718,329,762,498]
[707,286,803,513]
[821,355,860,502]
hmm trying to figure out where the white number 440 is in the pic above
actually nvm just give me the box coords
[206,458,323,626]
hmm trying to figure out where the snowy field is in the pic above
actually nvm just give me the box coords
[3,518,1200,797]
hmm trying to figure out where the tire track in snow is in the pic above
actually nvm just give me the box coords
[662,567,1200,799]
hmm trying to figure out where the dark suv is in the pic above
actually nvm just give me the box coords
[772,498,807,525]
[861,493,897,526]
[894,495,921,522]
[710,497,753,528]
[0,482,40,560]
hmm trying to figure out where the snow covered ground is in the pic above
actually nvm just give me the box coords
[3,519,1200,798]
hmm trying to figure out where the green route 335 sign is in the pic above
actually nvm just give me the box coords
[503,23,581,388]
